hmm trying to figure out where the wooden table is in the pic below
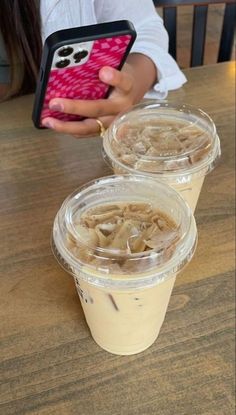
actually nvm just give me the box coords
[0,62,235,415]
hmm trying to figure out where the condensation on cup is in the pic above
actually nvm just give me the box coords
[102,101,221,212]
[52,175,197,355]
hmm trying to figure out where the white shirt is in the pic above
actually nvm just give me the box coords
[40,0,187,98]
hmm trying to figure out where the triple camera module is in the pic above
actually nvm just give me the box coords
[55,46,89,68]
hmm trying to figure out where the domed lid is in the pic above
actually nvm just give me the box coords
[103,101,221,183]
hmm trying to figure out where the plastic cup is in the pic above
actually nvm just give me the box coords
[52,175,197,355]
[102,101,221,211]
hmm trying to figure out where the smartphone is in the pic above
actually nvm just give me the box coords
[32,20,136,128]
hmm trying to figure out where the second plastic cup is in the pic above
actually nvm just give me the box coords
[102,101,221,211]
[52,175,197,355]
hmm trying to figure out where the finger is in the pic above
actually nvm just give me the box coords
[99,66,133,94]
[42,117,105,137]
[98,115,116,129]
[48,96,122,118]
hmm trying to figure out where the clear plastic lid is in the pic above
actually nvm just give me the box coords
[52,175,197,288]
[103,101,221,184]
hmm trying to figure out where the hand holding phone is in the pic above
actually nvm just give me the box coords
[32,20,136,129]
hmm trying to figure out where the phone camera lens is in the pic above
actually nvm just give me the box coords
[55,59,70,68]
[73,50,88,62]
[58,47,74,57]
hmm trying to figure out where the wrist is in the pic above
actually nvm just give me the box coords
[126,53,157,102]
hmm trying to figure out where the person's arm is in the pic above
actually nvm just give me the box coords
[0,31,10,100]
[125,53,157,103]
[0,60,10,100]
[0,83,8,99]
[94,0,187,97]
[0,84,7,101]
[42,0,186,136]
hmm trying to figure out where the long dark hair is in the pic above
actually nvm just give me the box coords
[0,0,42,99]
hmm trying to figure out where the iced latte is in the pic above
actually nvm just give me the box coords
[52,175,197,355]
[102,101,221,211]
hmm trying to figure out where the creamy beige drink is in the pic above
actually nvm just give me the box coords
[74,274,176,354]
[69,201,180,354]
[102,101,221,211]
[52,175,197,355]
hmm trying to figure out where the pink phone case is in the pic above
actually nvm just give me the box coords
[40,34,133,125]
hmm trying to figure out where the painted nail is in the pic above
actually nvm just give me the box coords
[49,103,64,112]
[42,120,53,129]
[101,68,113,81]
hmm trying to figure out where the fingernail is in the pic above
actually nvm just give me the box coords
[49,102,64,112]
[42,120,53,129]
[101,68,113,81]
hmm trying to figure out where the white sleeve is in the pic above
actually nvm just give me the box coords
[93,0,187,98]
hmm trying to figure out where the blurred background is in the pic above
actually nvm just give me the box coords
[155,3,236,68]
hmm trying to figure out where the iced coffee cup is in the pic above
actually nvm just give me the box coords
[102,101,221,211]
[52,175,197,355]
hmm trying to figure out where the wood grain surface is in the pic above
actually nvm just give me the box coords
[0,62,235,415]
